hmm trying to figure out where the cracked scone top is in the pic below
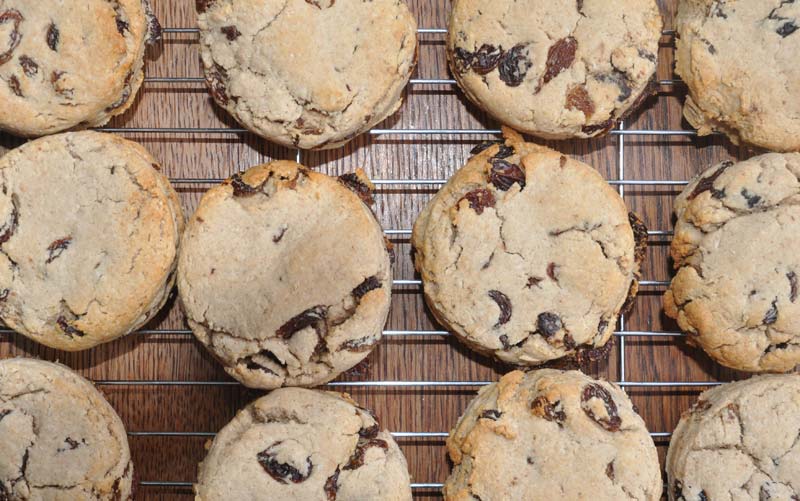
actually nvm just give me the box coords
[444,370,662,501]
[664,154,800,372]
[0,131,185,351]
[195,0,417,150]
[412,129,646,366]
[676,1,800,152]
[0,358,133,500]
[195,387,412,501]
[667,375,800,501]
[447,0,661,140]
[178,161,392,389]
[0,0,160,137]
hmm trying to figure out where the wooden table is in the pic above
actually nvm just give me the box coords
[0,1,763,499]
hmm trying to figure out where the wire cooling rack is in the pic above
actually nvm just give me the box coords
[0,15,731,496]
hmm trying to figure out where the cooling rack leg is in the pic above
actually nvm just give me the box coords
[617,121,627,384]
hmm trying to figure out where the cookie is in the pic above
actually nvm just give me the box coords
[444,369,662,500]
[664,154,800,372]
[412,128,646,366]
[0,358,133,500]
[667,374,800,501]
[195,387,411,501]
[196,0,417,150]
[0,131,185,351]
[447,0,662,140]
[676,1,800,152]
[178,162,392,389]
[0,0,160,138]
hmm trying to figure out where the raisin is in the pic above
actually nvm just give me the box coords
[46,236,71,264]
[470,140,503,155]
[479,409,502,420]
[0,409,11,421]
[305,0,335,8]
[788,272,798,303]
[688,161,732,200]
[143,0,162,44]
[531,396,566,424]
[760,485,771,501]
[116,17,129,35]
[46,23,59,51]
[221,25,241,41]
[229,172,260,197]
[565,84,595,117]
[499,334,510,350]
[7,75,21,97]
[453,47,475,74]
[526,276,543,288]
[673,480,687,501]
[244,358,278,376]
[337,173,374,205]
[105,71,133,111]
[57,316,85,338]
[740,188,762,208]
[581,119,615,136]
[498,44,531,87]
[699,491,709,501]
[324,468,340,500]
[50,70,73,98]
[471,44,504,74]
[0,289,8,302]
[575,337,614,365]
[629,212,648,266]
[546,263,559,282]
[276,306,327,339]
[488,290,512,326]
[272,226,286,243]
[493,145,515,159]
[764,299,779,325]
[536,312,562,338]
[489,159,525,191]
[352,276,381,300]
[605,462,615,481]
[205,63,229,105]
[710,1,727,18]
[638,48,656,62]
[19,55,37,76]
[256,443,313,484]
[0,10,23,65]
[343,438,388,470]
[581,383,622,432]
[358,424,379,439]
[459,188,496,214]
[0,201,19,244]
[777,21,798,37]
[62,437,81,450]
[195,0,217,13]
[542,37,577,87]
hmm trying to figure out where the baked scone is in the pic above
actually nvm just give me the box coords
[676,0,800,152]
[196,0,417,149]
[667,374,800,501]
[412,128,646,366]
[0,0,160,137]
[195,387,412,501]
[0,358,134,500]
[664,154,800,372]
[447,0,662,139]
[178,162,392,389]
[0,131,185,351]
[444,369,662,500]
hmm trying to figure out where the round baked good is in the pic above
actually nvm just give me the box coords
[178,162,392,389]
[667,374,800,501]
[664,154,800,372]
[0,131,185,351]
[446,0,661,139]
[0,0,160,137]
[444,369,662,500]
[195,387,411,500]
[412,128,646,366]
[676,0,800,152]
[195,0,417,150]
[0,358,134,499]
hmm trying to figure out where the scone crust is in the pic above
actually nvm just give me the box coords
[195,387,412,501]
[664,153,800,372]
[412,128,644,366]
[676,0,800,152]
[444,369,662,501]
[196,0,417,149]
[666,375,800,501]
[0,358,133,500]
[178,161,392,389]
[0,0,156,137]
[0,131,184,351]
[447,0,662,139]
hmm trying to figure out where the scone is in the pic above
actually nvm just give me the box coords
[412,128,647,366]
[667,375,800,500]
[447,0,662,139]
[178,162,392,389]
[0,131,185,351]
[0,358,134,499]
[196,0,417,149]
[444,369,662,501]
[195,387,412,501]
[0,0,160,137]
[664,154,800,372]
[676,1,800,152]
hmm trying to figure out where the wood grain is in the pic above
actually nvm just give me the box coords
[0,0,778,499]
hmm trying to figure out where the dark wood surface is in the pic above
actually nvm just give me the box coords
[0,0,779,499]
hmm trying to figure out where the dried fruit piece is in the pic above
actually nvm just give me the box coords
[205,63,230,105]
[256,443,313,484]
[343,438,388,470]
[46,236,71,264]
[196,0,217,13]
[7,75,21,97]
[276,306,328,339]
[352,276,381,300]
[536,312,562,338]
[324,468,340,500]
[221,25,241,41]
[488,290,512,326]
[0,10,23,65]
[57,316,85,338]
[531,396,566,423]
[777,21,798,37]
[337,173,374,205]
[46,22,59,51]
[492,145,515,159]
[143,0,162,44]
[580,383,622,432]
[489,159,525,191]
[546,263,559,282]
[788,272,798,303]
[0,200,19,244]
[480,409,502,420]
[459,188,496,214]
[566,84,595,117]
[19,55,37,76]
[453,47,475,74]
[605,462,615,481]
[498,44,531,87]
[764,299,779,325]
[542,37,577,87]
[470,140,503,155]
[116,16,129,35]
[581,118,614,136]
[688,161,733,200]
[471,44,504,74]
[740,188,762,208]
[105,72,133,112]
[229,172,260,197]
